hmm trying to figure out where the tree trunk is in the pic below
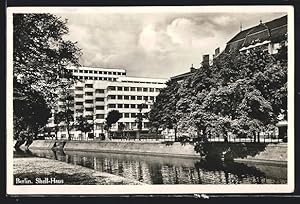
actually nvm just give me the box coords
[136,130,140,140]
[174,126,177,142]
[14,140,25,150]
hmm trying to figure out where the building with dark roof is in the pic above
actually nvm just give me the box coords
[225,15,287,53]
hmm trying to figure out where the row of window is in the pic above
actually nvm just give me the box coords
[75,76,118,81]
[74,95,156,102]
[107,86,160,92]
[108,95,155,101]
[77,103,152,111]
[121,81,164,85]
[76,112,148,120]
[108,104,152,109]
[73,69,126,76]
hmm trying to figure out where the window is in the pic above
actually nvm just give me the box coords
[144,122,150,128]
[131,96,136,100]
[84,77,88,80]
[94,77,98,80]
[143,96,148,101]
[99,71,103,74]
[75,94,83,98]
[76,109,83,113]
[96,106,104,110]
[124,113,130,118]
[113,78,117,81]
[124,95,129,100]
[85,108,93,112]
[131,104,136,109]
[86,115,93,120]
[137,87,142,92]
[117,95,123,100]
[131,113,136,118]
[143,88,148,92]
[76,87,83,91]
[108,78,112,81]
[117,104,123,108]
[95,97,104,102]
[85,100,93,104]
[95,89,105,93]
[85,92,93,96]
[103,77,107,80]
[88,77,93,80]
[104,72,107,74]
[96,123,103,130]
[108,95,116,100]
[130,87,136,91]
[150,88,154,92]
[124,87,129,91]
[150,96,155,101]
[89,70,93,74]
[76,102,83,105]
[122,73,126,75]
[113,72,116,75]
[94,70,98,74]
[117,87,123,91]
[96,114,105,119]
[108,104,116,108]
[84,70,88,73]
[108,72,112,75]
[79,70,83,73]
[124,104,129,108]
[108,86,116,91]
[137,96,142,100]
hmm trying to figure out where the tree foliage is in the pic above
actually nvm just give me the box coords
[13,80,51,141]
[104,110,122,138]
[13,13,81,143]
[150,46,287,142]
[149,80,180,138]
[13,13,81,106]
[75,115,93,138]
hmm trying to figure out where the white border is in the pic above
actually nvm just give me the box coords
[6,6,295,195]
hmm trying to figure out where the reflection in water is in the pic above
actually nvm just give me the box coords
[21,149,287,184]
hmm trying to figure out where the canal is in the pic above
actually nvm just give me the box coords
[15,149,287,184]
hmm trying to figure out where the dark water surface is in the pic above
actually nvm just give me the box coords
[15,149,287,184]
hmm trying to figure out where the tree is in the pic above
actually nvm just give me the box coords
[105,110,122,139]
[149,80,180,140]
[13,13,81,143]
[135,103,148,140]
[13,13,81,106]
[13,80,51,149]
[118,122,126,139]
[75,115,93,139]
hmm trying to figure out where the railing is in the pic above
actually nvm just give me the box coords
[42,133,286,143]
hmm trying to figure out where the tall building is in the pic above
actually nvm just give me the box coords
[48,66,167,140]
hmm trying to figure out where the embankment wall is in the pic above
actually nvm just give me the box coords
[26,140,287,163]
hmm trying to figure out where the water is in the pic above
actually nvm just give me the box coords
[15,149,287,184]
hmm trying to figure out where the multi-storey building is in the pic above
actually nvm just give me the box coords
[48,66,167,140]
[225,15,287,54]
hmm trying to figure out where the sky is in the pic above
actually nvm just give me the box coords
[57,11,286,79]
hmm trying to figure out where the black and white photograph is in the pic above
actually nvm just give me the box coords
[6,6,294,194]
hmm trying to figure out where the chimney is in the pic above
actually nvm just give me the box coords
[190,64,196,72]
[214,47,220,57]
[202,54,209,67]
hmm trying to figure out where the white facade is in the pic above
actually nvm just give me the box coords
[48,66,167,140]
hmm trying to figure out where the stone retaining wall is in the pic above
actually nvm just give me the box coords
[64,140,199,158]
[27,140,287,162]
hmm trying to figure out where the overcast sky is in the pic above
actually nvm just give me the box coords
[58,11,286,79]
